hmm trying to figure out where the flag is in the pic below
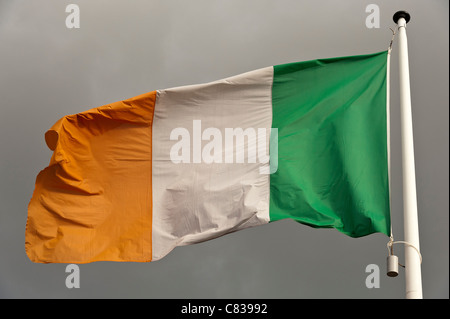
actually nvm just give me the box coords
[26,51,390,263]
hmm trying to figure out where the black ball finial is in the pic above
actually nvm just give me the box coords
[393,11,411,24]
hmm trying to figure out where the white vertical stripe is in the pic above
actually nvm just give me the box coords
[152,67,273,260]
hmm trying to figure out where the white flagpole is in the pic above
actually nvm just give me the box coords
[393,11,423,299]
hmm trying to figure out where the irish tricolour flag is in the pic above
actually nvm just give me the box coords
[26,51,390,263]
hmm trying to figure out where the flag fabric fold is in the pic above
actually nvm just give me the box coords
[26,51,390,263]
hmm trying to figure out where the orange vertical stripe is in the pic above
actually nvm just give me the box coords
[25,91,156,263]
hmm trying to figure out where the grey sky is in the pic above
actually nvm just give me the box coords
[0,0,448,299]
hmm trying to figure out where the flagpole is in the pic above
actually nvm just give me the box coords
[393,11,423,299]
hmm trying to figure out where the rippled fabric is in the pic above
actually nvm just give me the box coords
[270,51,390,237]
[26,92,156,263]
[26,51,390,264]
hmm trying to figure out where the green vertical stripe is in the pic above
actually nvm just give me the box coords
[269,51,390,237]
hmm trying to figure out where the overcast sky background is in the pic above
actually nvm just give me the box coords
[0,0,448,299]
